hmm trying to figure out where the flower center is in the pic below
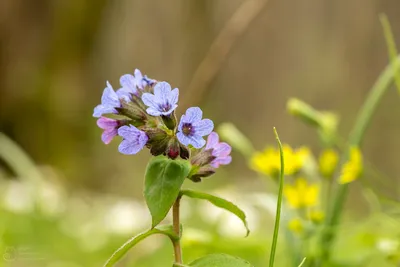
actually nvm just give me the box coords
[159,102,172,112]
[182,123,194,136]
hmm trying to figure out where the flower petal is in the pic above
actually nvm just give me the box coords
[101,82,120,107]
[159,104,177,116]
[142,93,158,110]
[206,132,219,150]
[189,135,206,149]
[118,139,142,155]
[146,107,162,116]
[183,107,202,124]
[120,74,136,91]
[97,117,118,129]
[212,142,232,157]
[176,132,190,146]
[134,69,143,80]
[177,132,205,149]
[93,105,116,117]
[153,82,172,101]
[211,156,232,168]
[168,88,179,106]
[117,125,139,141]
[102,128,118,145]
[193,119,214,136]
[116,89,132,101]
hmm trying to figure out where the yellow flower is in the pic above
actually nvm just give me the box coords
[307,210,324,224]
[288,218,303,234]
[319,149,339,178]
[250,145,311,177]
[284,178,319,208]
[338,147,363,184]
[250,148,280,176]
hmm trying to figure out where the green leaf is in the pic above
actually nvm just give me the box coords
[180,189,250,236]
[104,225,177,267]
[145,156,191,228]
[189,254,253,267]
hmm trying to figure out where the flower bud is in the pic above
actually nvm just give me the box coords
[161,111,177,130]
[190,149,215,166]
[188,166,215,182]
[179,144,190,160]
[116,100,147,126]
[144,128,169,156]
[166,138,180,159]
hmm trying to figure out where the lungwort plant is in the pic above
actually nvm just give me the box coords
[93,69,286,267]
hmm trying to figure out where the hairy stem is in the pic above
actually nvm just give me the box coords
[172,196,182,264]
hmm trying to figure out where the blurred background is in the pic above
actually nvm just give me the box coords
[0,0,399,266]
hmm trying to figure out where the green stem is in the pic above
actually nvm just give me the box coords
[320,55,400,262]
[380,14,400,94]
[172,196,183,264]
[269,127,285,267]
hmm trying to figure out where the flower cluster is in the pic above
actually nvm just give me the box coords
[250,145,310,177]
[250,143,327,234]
[93,69,231,181]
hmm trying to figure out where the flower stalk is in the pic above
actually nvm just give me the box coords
[319,55,400,262]
[172,196,183,264]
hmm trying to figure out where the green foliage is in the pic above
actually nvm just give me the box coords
[180,189,250,236]
[104,225,178,267]
[320,49,400,260]
[144,156,191,228]
[380,14,400,94]
[188,254,253,267]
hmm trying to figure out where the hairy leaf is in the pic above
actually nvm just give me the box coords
[189,254,253,267]
[145,156,191,227]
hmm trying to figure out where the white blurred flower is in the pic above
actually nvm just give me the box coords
[37,181,66,216]
[376,238,399,255]
[2,181,34,213]
[217,203,258,238]
[77,221,108,252]
[198,189,260,237]
[248,193,277,216]
[103,200,150,235]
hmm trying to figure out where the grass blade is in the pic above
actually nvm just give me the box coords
[268,127,285,267]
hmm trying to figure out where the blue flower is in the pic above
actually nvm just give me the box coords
[141,82,179,116]
[118,69,155,100]
[93,81,122,117]
[177,107,214,149]
[117,125,148,155]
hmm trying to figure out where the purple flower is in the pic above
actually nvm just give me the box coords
[97,117,120,144]
[117,125,148,155]
[205,132,232,168]
[141,82,179,116]
[118,69,155,99]
[93,82,121,117]
[177,107,214,149]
